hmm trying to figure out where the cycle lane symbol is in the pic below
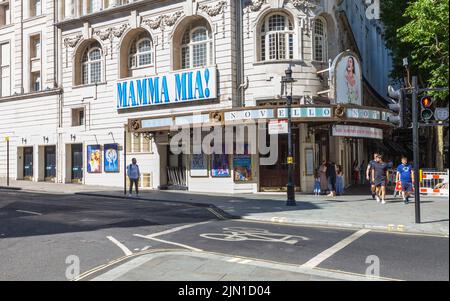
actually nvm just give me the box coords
[200,227,310,245]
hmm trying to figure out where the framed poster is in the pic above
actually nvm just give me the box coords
[104,144,119,173]
[191,153,208,177]
[87,145,101,173]
[233,155,252,182]
[211,148,230,178]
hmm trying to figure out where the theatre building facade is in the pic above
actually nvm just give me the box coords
[0,0,395,194]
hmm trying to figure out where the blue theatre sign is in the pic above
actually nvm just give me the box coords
[117,67,217,110]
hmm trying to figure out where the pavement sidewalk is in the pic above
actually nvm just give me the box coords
[86,250,382,281]
[1,179,448,236]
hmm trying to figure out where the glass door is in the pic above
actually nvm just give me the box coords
[44,146,56,181]
[71,144,83,183]
[23,147,33,180]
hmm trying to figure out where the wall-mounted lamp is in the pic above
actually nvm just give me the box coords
[43,136,49,143]
[21,138,27,144]
[70,134,76,141]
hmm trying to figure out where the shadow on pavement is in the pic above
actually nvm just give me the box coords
[0,190,220,239]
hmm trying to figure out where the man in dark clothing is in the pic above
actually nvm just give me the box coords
[326,161,337,197]
[366,153,379,199]
[372,154,389,204]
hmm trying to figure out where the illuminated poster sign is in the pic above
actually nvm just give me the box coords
[331,51,363,106]
[117,67,217,110]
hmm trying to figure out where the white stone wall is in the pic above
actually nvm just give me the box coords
[242,0,340,106]
[0,0,59,181]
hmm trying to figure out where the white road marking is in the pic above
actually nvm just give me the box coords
[141,246,151,251]
[107,236,133,256]
[139,221,211,239]
[302,229,371,268]
[134,234,203,252]
[16,210,42,216]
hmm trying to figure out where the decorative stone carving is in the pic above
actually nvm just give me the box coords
[94,28,113,41]
[245,0,266,12]
[94,23,129,41]
[143,15,164,30]
[112,23,129,38]
[143,11,183,30]
[291,0,319,10]
[199,1,227,16]
[63,35,82,48]
[164,11,183,27]
[244,0,318,13]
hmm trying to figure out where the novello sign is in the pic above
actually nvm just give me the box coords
[116,67,217,110]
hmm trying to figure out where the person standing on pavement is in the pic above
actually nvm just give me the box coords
[372,154,389,204]
[366,153,379,199]
[319,160,328,195]
[127,158,140,197]
[396,156,414,204]
[327,161,337,197]
[335,165,344,196]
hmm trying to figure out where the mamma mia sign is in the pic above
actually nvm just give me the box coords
[117,67,217,110]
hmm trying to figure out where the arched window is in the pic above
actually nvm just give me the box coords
[313,18,328,62]
[260,13,294,61]
[181,26,212,69]
[81,43,102,84]
[129,33,153,69]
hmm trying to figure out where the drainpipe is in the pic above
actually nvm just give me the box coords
[235,0,244,107]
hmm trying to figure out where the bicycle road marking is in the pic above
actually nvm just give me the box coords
[302,229,371,268]
[138,221,211,239]
[134,234,203,252]
[200,227,310,245]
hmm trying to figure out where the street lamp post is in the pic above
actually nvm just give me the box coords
[282,66,296,206]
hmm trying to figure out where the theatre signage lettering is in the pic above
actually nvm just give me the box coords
[117,67,217,110]
[332,125,383,140]
[224,109,274,121]
[277,107,332,118]
[347,108,380,120]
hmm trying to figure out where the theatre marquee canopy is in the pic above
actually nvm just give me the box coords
[128,104,396,134]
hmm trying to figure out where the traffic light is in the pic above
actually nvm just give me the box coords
[387,86,406,128]
[420,95,434,122]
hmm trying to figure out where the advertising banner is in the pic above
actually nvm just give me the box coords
[104,144,119,173]
[87,145,102,173]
